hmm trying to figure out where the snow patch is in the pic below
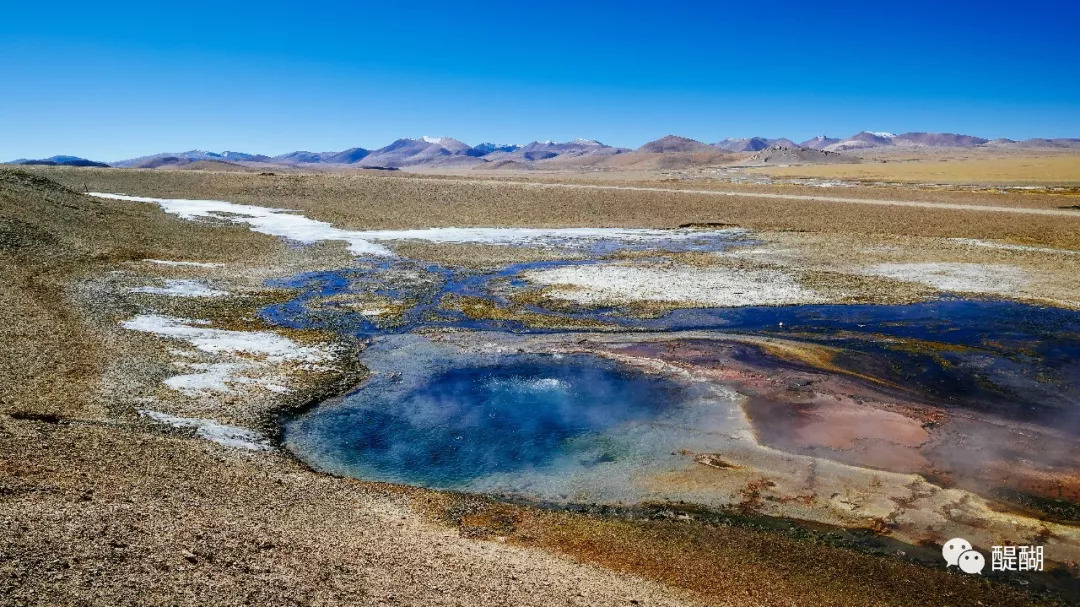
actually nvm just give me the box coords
[523,263,823,307]
[862,263,1028,294]
[128,279,230,298]
[89,193,396,257]
[122,314,331,363]
[123,315,323,404]
[139,410,269,450]
[163,362,292,396]
[90,192,745,256]
[164,362,251,394]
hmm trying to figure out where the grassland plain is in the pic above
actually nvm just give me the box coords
[31,165,1080,236]
[0,166,1074,606]
[745,150,1080,186]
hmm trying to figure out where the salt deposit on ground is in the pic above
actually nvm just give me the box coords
[128,279,230,297]
[523,263,823,307]
[91,193,744,257]
[139,410,269,450]
[861,262,1028,294]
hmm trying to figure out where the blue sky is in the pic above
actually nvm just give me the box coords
[2,0,1078,161]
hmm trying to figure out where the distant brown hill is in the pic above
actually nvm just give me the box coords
[892,132,989,147]
[357,137,478,168]
[534,147,736,171]
[8,155,110,168]
[637,135,711,153]
[130,157,253,171]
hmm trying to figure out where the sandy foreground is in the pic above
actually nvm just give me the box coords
[2,166,1079,606]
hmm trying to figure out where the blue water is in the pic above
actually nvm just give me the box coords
[284,354,692,488]
[654,300,1080,423]
[268,251,1080,499]
[262,259,1080,348]
[263,258,1080,422]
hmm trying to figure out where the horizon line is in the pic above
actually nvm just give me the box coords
[10,130,1080,164]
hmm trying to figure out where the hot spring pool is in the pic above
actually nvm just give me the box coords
[283,350,728,500]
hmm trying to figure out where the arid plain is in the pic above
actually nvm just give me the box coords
[3,152,1080,606]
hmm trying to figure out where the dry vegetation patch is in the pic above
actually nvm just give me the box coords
[747,152,1080,186]
[30,166,1080,249]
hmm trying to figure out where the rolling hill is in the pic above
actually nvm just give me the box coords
[85,130,1080,172]
[7,155,111,168]
[636,135,711,153]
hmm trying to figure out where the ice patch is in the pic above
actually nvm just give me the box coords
[862,263,1028,294]
[140,410,269,450]
[142,259,223,267]
[122,314,330,363]
[90,192,746,257]
[129,279,230,297]
[524,263,823,307]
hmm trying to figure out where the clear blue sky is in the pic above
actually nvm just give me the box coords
[2,0,1078,161]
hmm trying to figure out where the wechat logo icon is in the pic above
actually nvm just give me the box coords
[943,538,985,574]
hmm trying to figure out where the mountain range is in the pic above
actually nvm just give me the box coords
[8,132,1080,171]
[6,155,111,168]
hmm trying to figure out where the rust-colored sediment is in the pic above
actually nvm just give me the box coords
[603,337,1080,509]
[422,494,1057,607]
